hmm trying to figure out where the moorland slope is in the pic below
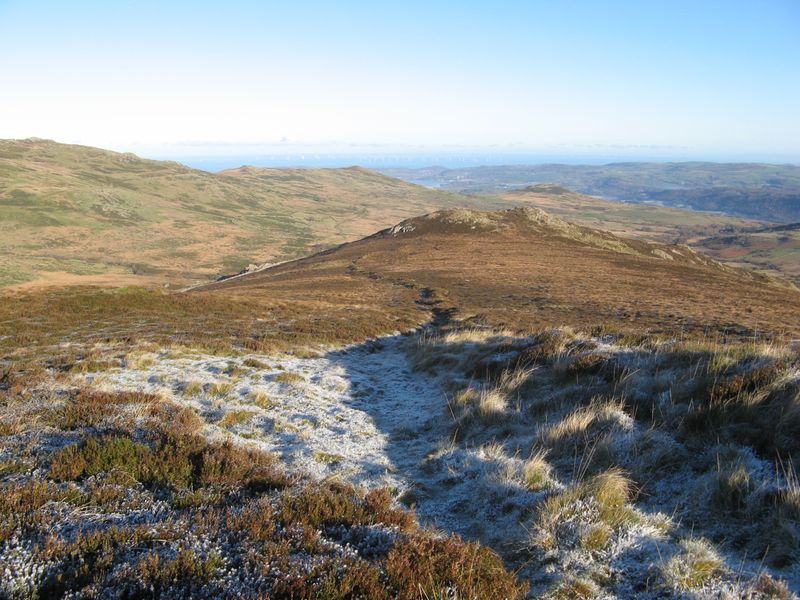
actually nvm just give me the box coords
[204,206,800,340]
[0,139,480,288]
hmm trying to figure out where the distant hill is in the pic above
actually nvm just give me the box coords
[0,139,477,288]
[380,162,800,223]
[494,185,800,285]
[695,221,800,284]
[203,207,800,339]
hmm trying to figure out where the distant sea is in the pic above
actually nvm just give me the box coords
[157,152,702,173]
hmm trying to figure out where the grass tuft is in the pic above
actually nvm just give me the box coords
[217,410,257,429]
[274,372,305,385]
[522,449,553,491]
[661,538,724,591]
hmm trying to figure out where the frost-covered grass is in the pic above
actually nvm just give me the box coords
[406,324,800,597]
[3,323,798,598]
[0,361,525,599]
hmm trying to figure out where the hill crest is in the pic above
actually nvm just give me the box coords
[203,206,800,339]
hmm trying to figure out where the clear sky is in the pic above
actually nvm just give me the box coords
[1,0,798,161]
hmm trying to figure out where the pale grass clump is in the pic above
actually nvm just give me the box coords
[208,382,234,397]
[548,577,599,599]
[497,365,535,394]
[313,451,343,464]
[581,523,612,552]
[242,357,268,369]
[477,389,508,422]
[622,429,689,484]
[749,573,795,600]
[451,387,479,409]
[522,449,553,491]
[588,468,636,528]
[181,381,203,397]
[441,327,515,345]
[125,352,158,370]
[541,399,631,454]
[448,386,509,425]
[661,538,724,591]
[249,390,274,410]
[710,458,752,513]
[479,441,508,461]
[532,468,637,551]
[707,341,786,373]
[412,326,521,375]
[274,372,305,385]
[217,409,257,429]
[776,468,800,520]
[532,487,584,550]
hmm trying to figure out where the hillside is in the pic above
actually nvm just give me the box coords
[500,184,761,241]
[381,162,800,223]
[496,185,800,285]
[2,207,799,597]
[694,222,800,284]
[0,139,476,288]
[204,206,800,340]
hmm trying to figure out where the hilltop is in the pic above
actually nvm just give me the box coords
[0,139,474,288]
[204,206,800,340]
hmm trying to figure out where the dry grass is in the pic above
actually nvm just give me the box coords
[54,389,160,430]
[442,328,515,345]
[548,577,599,599]
[661,538,724,591]
[588,468,636,528]
[274,372,305,385]
[522,449,553,491]
[217,410,257,429]
[181,381,203,397]
[242,357,268,369]
[532,468,637,551]
[208,382,235,397]
[710,456,752,513]
[249,390,274,410]
[476,389,509,422]
[581,523,612,553]
[540,399,630,454]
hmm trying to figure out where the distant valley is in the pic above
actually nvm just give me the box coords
[381,162,800,223]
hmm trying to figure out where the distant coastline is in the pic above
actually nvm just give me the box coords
[154,152,800,173]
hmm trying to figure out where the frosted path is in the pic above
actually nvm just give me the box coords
[83,336,449,495]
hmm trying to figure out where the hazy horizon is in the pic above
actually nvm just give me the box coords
[155,150,800,173]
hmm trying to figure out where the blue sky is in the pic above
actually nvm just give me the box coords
[1,0,798,161]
